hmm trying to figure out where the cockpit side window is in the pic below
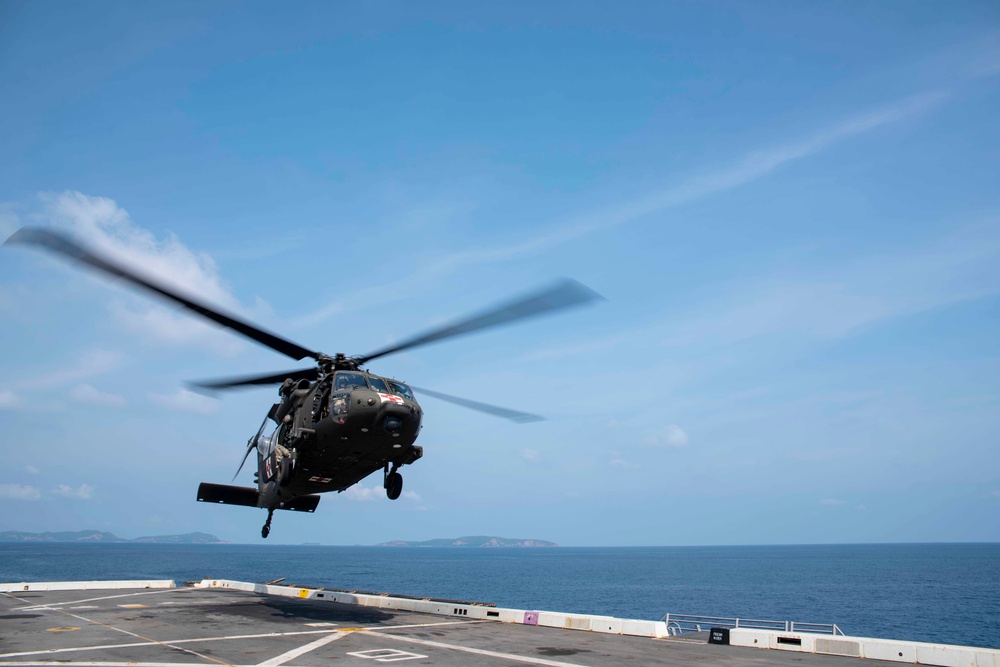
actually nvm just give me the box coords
[257,430,276,457]
[332,372,369,391]
[387,381,414,401]
[367,376,390,393]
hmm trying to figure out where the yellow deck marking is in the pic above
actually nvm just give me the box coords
[46,627,80,633]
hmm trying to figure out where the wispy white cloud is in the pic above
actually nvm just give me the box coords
[70,384,126,407]
[288,275,429,331]
[961,37,1000,79]
[519,334,631,363]
[106,300,245,356]
[23,191,265,355]
[662,221,1000,348]
[642,424,689,448]
[0,389,19,409]
[52,484,95,500]
[609,450,639,469]
[20,349,122,389]
[342,484,381,502]
[0,206,19,239]
[343,483,422,503]
[484,225,993,405]
[40,192,235,306]
[25,465,39,474]
[0,290,13,314]
[434,91,949,271]
[148,388,221,415]
[295,92,949,327]
[460,92,949,261]
[521,448,541,463]
[0,483,42,500]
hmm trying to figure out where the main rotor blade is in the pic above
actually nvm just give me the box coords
[5,227,319,362]
[234,415,270,481]
[192,367,319,391]
[356,279,602,365]
[232,441,256,482]
[410,385,544,423]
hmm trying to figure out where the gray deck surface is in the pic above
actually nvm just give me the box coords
[0,585,901,667]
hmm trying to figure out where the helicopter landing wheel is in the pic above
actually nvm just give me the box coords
[385,472,403,500]
[261,509,274,539]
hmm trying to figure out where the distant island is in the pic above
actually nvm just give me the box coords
[0,530,227,544]
[377,535,557,547]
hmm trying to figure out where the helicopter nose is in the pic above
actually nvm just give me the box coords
[383,415,404,436]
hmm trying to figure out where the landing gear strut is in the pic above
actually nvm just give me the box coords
[384,463,403,501]
[261,508,274,539]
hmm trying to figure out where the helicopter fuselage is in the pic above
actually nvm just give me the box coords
[258,370,424,507]
[198,370,426,536]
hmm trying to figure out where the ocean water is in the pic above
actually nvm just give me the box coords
[1,542,997,649]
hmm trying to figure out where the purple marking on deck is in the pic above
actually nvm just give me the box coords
[524,611,539,625]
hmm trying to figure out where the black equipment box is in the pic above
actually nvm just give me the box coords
[708,627,730,645]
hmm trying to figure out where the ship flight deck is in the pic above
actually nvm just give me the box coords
[1,579,997,667]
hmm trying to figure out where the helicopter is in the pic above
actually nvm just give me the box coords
[5,227,601,538]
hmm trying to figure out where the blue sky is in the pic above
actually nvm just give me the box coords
[1,1,998,545]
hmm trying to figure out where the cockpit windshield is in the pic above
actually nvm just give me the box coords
[332,372,368,391]
[367,376,390,393]
[387,381,414,401]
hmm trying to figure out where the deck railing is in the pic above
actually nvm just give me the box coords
[660,613,844,636]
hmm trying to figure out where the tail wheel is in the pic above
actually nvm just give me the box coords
[385,472,403,500]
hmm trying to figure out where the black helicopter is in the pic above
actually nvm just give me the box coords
[6,228,600,538]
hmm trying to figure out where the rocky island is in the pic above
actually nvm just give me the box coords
[0,530,227,544]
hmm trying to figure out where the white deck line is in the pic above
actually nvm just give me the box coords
[0,629,340,660]
[253,631,346,666]
[12,588,187,611]
[365,630,592,667]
